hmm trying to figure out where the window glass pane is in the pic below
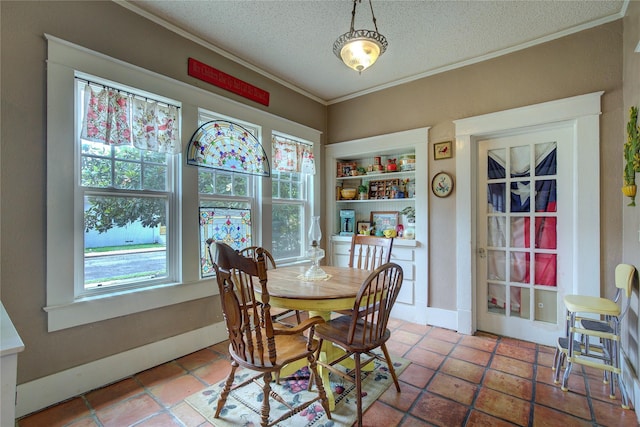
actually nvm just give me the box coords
[487,183,505,213]
[535,142,557,176]
[510,181,530,212]
[488,283,505,315]
[272,203,303,259]
[82,156,112,187]
[487,250,505,281]
[535,179,556,212]
[198,170,215,194]
[510,251,530,283]
[233,174,249,196]
[487,216,505,247]
[115,160,141,190]
[510,145,530,177]
[488,149,505,179]
[82,139,110,156]
[214,173,233,194]
[510,217,529,248]
[143,164,167,191]
[84,195,167,289]
[114,145,140,161]
[199,207,252,277]
[535,253,557,287]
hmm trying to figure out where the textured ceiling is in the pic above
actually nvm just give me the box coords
[123,0,626,104]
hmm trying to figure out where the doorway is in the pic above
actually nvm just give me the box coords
[453,92,603,345]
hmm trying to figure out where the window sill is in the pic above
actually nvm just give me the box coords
[43,280,215,332]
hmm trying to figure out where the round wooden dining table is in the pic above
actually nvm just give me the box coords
[262,265,373,312]
[258,265,374,410]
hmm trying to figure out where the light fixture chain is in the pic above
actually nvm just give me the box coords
[349,0,358,33]
[368,0,380,33]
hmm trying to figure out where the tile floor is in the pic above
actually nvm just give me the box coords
[16,319,639,427]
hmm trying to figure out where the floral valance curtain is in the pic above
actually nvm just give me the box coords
[272,135,315,175]
[80,83,180,154]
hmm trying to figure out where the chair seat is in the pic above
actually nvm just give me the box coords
[315,315,390,353]
[230,332,319,369]
[563,294,620,316]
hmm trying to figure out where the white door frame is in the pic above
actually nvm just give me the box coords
[453,92,603,337]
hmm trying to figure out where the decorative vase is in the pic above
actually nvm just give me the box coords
[622,184,637,206]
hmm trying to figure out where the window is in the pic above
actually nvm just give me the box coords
[271,134,315,262]
[76,78,180,295]
[45,35,320,331]
[197,110,259,277]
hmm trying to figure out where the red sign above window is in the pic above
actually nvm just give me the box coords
[188,58,270,106]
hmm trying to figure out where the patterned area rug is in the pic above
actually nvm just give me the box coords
[185,353,410,426]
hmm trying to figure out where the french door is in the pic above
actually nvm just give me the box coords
[476,126,573,344]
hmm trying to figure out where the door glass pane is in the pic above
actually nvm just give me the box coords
[510,217,529,248]
[488,149,505,179]
[535,288,557,323]
[510,251,530,283]
[511,286,529,319]
[488,283,506,315]
[535,253,557,287]
[510,181,530,212]
[535,180,556,212]
[487,250,505,281]
[488,183,506,213]
[510,145,530,177]
[535,142,557,176]
[535,217,556,249]
[488,217,505,247]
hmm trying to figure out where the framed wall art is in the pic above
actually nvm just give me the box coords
[370,211,399,232]
[434,141,452,160]
[337,161,357,177]
[431,172,454,197]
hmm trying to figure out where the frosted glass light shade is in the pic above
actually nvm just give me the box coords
[340,38,382,72]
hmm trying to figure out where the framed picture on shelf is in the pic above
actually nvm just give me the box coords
[357,221,371,235]
[434,141,452,160]
[337,161,357,177]
[370,211,399,232]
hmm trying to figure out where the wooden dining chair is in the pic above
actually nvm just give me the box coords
[312,262,403,427]
[212,242,332,427]
[239,245,302,325]
[348,234,394,271]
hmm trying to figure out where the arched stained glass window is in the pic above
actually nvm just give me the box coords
[186,120,270,176]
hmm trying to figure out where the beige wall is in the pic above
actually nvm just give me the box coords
[0,1,326,383]
[328,20,624,311]
[0,0,628,391]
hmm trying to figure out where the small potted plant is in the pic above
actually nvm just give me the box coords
[357,184,368,200]
[624,106,640,206]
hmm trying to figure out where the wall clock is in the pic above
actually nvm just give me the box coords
[431,172,454,197]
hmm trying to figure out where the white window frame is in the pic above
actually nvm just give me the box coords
[74,77,180,297]
[271,134,315,264]
[44,34,321,331]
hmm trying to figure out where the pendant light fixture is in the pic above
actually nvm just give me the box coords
[333,0,388,73]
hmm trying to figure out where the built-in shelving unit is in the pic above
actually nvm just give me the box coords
[324,128,429,325]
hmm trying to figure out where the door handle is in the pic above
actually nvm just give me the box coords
[478,248,486,259]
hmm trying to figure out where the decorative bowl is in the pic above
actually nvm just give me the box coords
[340,188,357,199]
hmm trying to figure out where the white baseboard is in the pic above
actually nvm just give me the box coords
[15,322,228,419]
[425,307,458,331]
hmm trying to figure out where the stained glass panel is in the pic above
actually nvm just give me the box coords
[199,207,252,277]
[187,120,270,176]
